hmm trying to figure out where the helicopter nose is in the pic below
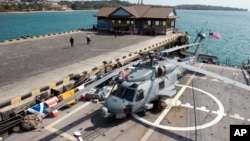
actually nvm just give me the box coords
[105,96,125,114]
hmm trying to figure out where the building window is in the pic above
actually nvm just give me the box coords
[148,20,151,25]
[162,21,166,26]
[171,20,175,27]
[155,21,159,26]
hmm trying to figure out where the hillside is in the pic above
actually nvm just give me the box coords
[0,1,248,13]
[175,4,248,11]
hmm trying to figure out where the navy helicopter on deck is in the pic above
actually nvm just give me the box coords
[47,32,250,119]
[100,32,206,118]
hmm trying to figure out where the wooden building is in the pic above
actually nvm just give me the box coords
[95,5,178,35]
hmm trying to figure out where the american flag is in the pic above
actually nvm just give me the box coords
[209,32,221,39]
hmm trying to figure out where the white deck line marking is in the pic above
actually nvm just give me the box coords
[181,104,210,112]
[181,104,250,122]
[134,84,225,131]
[196,106,209,112]
[229,114,245,121]
[196,106,210,113]
[139,86,187,141]
[139,64,204,141]
[212,110,227,117]
[183,104,227,117]
[45,102,91,140]
[181,103,194,109]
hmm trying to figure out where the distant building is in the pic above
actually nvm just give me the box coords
[95,5,178,35]
[49,2,71,11]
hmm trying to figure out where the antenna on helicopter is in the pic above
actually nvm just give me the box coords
[193,21,208,43]
[194,32,206,59]
[148,51,155,66]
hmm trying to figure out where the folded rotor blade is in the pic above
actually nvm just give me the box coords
[168,59,250,91]
[161,43,201,53]
[47,60,141,113]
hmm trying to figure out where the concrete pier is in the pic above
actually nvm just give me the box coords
[0,30,183,105]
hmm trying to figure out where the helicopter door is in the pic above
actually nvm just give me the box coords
[133,89,145,112]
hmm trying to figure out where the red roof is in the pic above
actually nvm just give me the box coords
[96,5,177,19]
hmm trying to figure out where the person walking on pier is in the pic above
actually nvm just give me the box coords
[74,131,83,141]
[70,36,74,47]
[86,33,91,44]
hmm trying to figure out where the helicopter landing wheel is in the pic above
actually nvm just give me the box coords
[152,98,167,113]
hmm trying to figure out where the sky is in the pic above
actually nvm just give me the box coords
[127,0,250,10]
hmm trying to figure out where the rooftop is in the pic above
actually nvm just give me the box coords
[96,5,177,19]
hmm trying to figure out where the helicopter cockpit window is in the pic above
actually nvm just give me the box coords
[159,80,165,89]
[111,84,136,102]
[136,89,144,102]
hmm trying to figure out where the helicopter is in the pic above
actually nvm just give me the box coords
[100,32,206,118]
[47,32,250,119]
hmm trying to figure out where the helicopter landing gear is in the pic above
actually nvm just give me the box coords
[152,98,167,113]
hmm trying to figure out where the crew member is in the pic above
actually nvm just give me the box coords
[86,33,91,44]
[74,131,83,141]
[70,36,74,47]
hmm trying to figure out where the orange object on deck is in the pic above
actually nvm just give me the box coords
[52,110,59,117]
[45,96,59,107]
[45,96,59,117]
[59,89,76,106]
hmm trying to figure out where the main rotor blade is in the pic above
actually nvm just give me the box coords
[90,49,133,53]
[161,43,201,53]
[47,60,141,113]
[168,59,250,91]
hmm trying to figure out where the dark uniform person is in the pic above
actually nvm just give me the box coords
[70,36,74,47]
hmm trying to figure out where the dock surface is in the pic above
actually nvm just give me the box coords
[1,31,173,103]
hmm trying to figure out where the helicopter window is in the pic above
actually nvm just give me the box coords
[111,85,136,102]
[130,83,139,88]
[122,88,136,102]
[159,81,165,89]
[136,90,144,102]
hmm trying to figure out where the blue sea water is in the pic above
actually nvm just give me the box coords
[176,10,250,66]
[0,10,97,41]
[0,10,250,66]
